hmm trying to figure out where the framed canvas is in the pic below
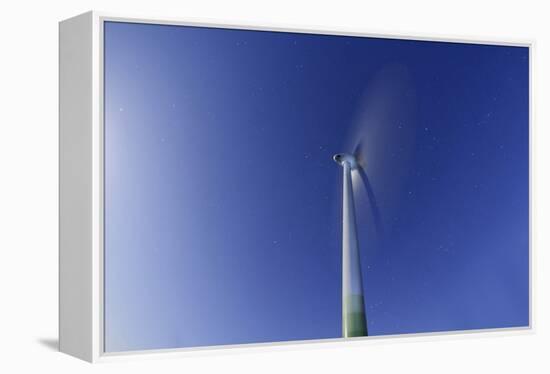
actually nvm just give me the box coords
[59,11,531,362]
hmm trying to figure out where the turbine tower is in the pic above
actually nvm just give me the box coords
[333,153,368,337]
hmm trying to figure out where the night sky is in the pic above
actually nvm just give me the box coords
[104,21,529,352]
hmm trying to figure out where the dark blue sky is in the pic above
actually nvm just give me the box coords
[103,21,529,352]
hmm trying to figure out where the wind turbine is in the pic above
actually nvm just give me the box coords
[332,64,417,338]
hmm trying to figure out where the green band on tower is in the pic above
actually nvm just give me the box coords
[343,294,368,337]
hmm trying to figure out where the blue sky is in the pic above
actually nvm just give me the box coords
[103,21,529,352]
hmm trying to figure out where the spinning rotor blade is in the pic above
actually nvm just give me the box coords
[353,142,384,240]
[348,64,417,249]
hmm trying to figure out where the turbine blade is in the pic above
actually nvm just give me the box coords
[355,165,384,240]
[346,64,417,237]
[353,141,367,169]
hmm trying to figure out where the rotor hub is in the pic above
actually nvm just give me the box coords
[333,153,358,169]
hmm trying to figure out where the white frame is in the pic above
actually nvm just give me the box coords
[59,10,534,363]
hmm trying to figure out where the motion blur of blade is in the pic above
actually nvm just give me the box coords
[348,64,417,253]
[353,151,384,240]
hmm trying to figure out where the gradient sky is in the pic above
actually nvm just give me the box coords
[104,21,529,352]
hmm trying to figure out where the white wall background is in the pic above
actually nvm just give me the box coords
[0,0,548,372]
